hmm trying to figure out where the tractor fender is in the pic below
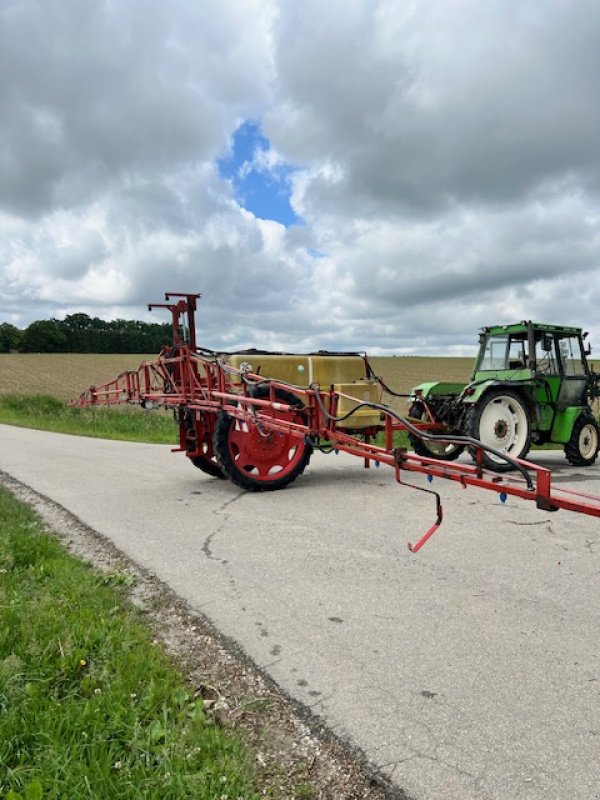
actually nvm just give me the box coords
[551,406,588,444]
[460,380,535,412]
[459,379,498,404]
[410,381,467,401]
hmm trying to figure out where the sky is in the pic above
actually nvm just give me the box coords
[2,0,600,356]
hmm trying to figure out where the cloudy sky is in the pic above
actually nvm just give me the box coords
[2,0,600,355]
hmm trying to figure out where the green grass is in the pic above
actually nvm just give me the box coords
[0,395,176,444]
[0,393,565,455]
[0,487,260,799]
[0,394,407,452]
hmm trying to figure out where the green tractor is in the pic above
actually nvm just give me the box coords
[409,321,600,471]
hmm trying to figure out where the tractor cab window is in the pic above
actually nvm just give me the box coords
[477,333,528,371]
[534,333,559,374]
[477,334,508,370]
[557,335,587,376]
[507,336,527,369]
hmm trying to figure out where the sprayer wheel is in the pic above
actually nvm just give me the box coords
[214,385,312,491]
[188,451,226,479]
[183,408,226,478]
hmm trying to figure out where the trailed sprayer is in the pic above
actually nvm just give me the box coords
[71,292,600,551]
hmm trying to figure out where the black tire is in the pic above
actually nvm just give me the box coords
[182,409,226,479]
[407,401,465,461]
[564,413,600,466]
[214,385,312,491]
[466,388,531,472]
[188,452,226,479]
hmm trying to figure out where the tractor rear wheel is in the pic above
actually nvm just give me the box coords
[564,413,599,466]
[407,401,465,461]
[213,385,312,491]
[466,389,531,472]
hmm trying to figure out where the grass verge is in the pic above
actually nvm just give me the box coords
[0,487,260,799]
[0,395,176,444]
[0,394,412,452]
[0,393,561,456]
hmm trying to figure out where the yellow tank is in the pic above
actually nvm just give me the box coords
[224,353,381,429]
[333,381,382,429]
[225,353,368,387]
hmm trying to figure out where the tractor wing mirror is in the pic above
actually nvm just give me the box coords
[542,333,553,352]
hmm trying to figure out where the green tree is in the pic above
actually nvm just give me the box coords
[20,320,68,352]
[62,312,93,331]
[0,322,22,352]
[17,314,172,353]
[62,313,98,352]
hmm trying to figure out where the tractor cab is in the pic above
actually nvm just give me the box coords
[473,322,590,379]
[473,322,596,409]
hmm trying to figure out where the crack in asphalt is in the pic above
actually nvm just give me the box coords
[306,693,334,710]
[385,742,489,795]
[202,491,244,561]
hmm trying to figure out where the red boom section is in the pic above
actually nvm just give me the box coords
[70,344,600,551]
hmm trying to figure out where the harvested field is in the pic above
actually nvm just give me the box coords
[0,353,473,404]
[369,356,471,390]
[0,354,156,401]
[369,355,470,390]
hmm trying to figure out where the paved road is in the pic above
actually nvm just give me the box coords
[1,424,599,800]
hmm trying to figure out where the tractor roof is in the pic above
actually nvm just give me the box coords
[482,321,583,337]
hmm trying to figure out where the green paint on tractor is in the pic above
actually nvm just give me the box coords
[410,321,600,472]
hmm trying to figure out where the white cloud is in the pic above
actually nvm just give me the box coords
[2,0,600,355]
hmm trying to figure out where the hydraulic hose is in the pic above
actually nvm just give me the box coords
[308,383,534,488]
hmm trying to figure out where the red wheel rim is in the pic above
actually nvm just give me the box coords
[227,417,306,482]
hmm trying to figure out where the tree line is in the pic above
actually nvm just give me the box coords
[0,314,173,353]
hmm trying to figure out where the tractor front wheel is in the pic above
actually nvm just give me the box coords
[213,385,312,491]
[564,413,600,466]
[407,401,465,461]
[466,389,531,472]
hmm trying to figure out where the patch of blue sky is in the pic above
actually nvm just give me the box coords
[218,120,303,227]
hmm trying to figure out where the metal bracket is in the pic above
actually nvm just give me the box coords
[395,460,444,552]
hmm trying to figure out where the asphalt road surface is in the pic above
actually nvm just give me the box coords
[1,424,598,800]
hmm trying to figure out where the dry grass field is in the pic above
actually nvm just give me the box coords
[370,356,471,411]
[0,354,158,402]
[0,353,473,403]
